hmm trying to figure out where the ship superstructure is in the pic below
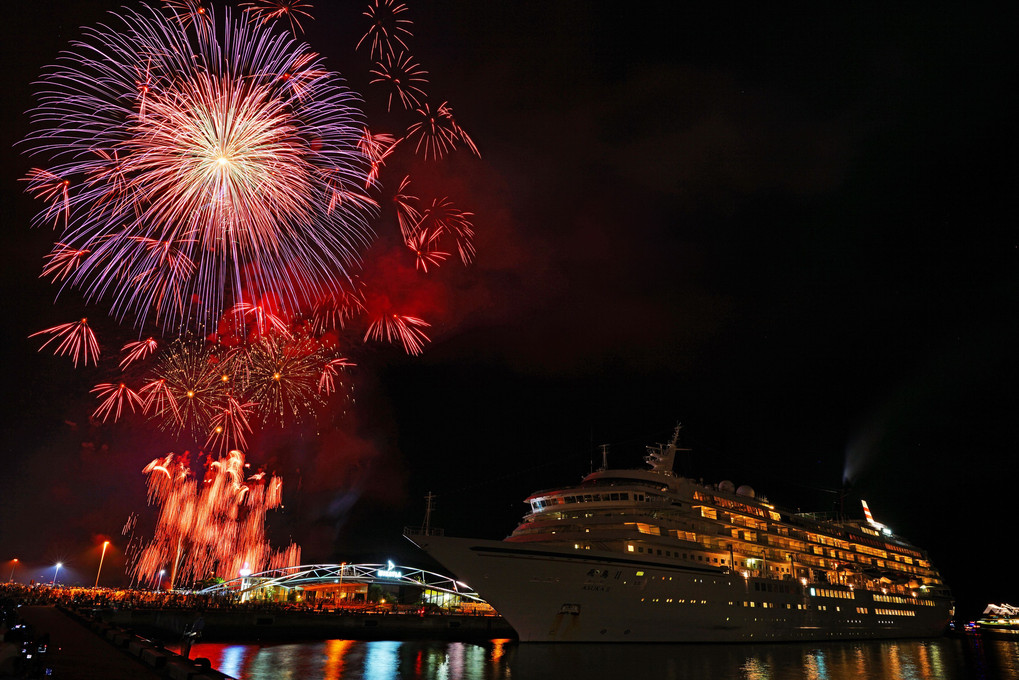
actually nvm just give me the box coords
[408,427,953,642]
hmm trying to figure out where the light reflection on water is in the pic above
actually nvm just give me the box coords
[181,636,1019,680]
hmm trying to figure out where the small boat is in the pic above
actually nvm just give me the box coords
[974,603,1019,638]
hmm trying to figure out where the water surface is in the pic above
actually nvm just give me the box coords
[179,636,1019,680]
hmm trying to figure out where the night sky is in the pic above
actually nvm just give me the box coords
[1,1,1015,623]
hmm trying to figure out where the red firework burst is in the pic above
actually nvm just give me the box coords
[21,169,70,229]
[30,318,100,368]
[241,0,314,35]
[41,243,89,282]
[358,0,413,61]
[370,52,428,111]
[404,101,480,160]
[365,312,430,355]
[91,382,146,422]
[120,337,159,369]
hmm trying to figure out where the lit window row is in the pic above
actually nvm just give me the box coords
[874,594,929,605]
[809,587,854,600]
[874,608,916,617]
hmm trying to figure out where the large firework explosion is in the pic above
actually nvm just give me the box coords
[22,0,480,445]
[21,0,481,572]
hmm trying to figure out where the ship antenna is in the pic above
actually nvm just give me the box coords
[600,444,609,471]
[645,424,682,475]
[422,491,436,535]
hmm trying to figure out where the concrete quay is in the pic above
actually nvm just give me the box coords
[99,607,517,643]
[14,605,234,680]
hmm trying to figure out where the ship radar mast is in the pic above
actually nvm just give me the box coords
[645,424,682,475]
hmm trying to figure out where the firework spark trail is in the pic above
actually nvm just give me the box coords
[228,301,293,339]
[318,356,355,395]
[91,382,146,422]
[358,0,413,60]
[237,333,331,426]
[403,101,480,161]
[206,395,255,453]
[406,228,450,273]
[23,4,375,331]
[21,169,70,229]
[145,340,226,438]
[365,313,430,356]
[311,284,367,334]
[241,0,314,35]
[140,377,181,425]
[29,318,101,367]
[135,450,298,588]
[358,129,400,188]
[369,52,428,111]
[41,243,89,282]
[418,197,476,265]
[120,337,159,369]
[391,175,422,242]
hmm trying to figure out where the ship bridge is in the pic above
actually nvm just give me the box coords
[198,562,488,610]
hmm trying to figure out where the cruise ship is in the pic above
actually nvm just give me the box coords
[407,427,954,642]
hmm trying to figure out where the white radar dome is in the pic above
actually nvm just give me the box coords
[719,480,735,493]
[736,485,756,498]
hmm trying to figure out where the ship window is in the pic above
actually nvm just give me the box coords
[621,493,629,500]
[610,493,620,500]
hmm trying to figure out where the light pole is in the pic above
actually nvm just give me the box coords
[95,541,110,588]
[8,558,16,583]
[52,562,62,585]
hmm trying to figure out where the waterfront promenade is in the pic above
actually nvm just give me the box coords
[2,585,236,680]
[17,605,166,680]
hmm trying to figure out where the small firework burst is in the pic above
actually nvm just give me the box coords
[406,227,450,273]
[146,339,227,438]
[418,197,476,265]
[29,318,100,368]
[91,382,146,422]
[21,169,70,229]
[358,129,400,187]
[358,0,413,60]
[404,101,480,160]
[370,52,428,111]
[241,0,314,35]
[365,312,430,355]
[41,243,89,282]
[236,333,331,426]
[206,395,255,453]
[120,338,159,369]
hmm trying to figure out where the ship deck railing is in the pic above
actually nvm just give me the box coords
[403,526,446,537]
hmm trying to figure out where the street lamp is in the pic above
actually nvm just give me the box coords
[52,562,62,585]
[95,541,110,588]
[8,559,16,583]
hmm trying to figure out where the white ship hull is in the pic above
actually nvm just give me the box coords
[412,535,953,643]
